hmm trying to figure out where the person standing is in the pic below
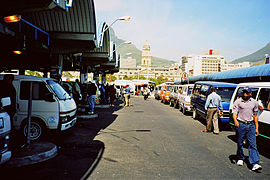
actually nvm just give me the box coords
[203,87,223,135]
[87,82,97,114]
[109,85,116,106]
[124,85,131,106]
[233,86,262,171]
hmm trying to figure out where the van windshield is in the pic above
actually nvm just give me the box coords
[188,87,193,95]
[167,86,171,91]
[216,87,236,102]
[47,80,70,100]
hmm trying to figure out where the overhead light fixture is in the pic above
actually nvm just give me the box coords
[13,50,22,55]
[4,15,21,23]
[118,16,131,21]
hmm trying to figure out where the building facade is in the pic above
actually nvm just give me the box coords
[181,50,225,77]
[220,61,250,71]
[114,40,181,81]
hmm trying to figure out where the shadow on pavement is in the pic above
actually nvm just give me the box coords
[0,99,124,180]
[228,134,270,160]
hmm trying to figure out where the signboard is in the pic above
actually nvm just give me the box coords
[182,72,188,79]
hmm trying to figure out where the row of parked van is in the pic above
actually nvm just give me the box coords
[155,81,270,140]
[0,74,78,164]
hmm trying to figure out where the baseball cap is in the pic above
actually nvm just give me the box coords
[242,86,252,93]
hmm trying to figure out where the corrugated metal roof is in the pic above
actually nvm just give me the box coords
[22,0,96,34]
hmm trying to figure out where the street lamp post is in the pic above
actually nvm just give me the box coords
[99,16,131,47]
[112,41,132,53]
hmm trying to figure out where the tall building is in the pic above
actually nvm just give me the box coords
[181,49,225,77]
[114,40,181,80]
[141,40,151,71]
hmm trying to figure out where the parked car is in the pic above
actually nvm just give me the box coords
[229,82,270,140]
[179,84,194,114]
[0,75,77,141]
[169,85,182,108]
[191,81,237,125]
[0,97,12,164]
[160,84,173,104]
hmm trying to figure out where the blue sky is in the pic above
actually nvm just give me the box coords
[94,0,270,62]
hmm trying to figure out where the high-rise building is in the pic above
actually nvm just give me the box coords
[181,49,225,77]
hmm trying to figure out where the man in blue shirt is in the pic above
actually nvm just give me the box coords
[203,87,223,134]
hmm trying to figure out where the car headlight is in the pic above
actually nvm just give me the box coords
[61,117,68,123]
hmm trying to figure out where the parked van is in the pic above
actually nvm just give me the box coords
[0,75,77,140]
[229,82,270,140]
[179,84,194,114]
[0,97,12,164]
[160,84,173,104]
[169,85,183,108]
[191,81,237,124]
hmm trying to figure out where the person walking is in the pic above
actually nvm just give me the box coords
[124,85,131,106]
[203,87,223,135]
[109,85,116,106]
[87,82,97,115]
[233,86,262,171]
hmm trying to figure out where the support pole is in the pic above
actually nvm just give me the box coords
[26,81,33,147]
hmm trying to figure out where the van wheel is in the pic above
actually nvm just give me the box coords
[174,102,178,109]
[192,108,198,119]
[22,120,45,141]
[183,107,186,115]
[170,100,173,107]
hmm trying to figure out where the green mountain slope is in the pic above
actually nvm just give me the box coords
[110,29,175,67]
[232,42,270,64]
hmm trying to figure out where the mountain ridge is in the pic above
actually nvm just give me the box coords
[232,42,270,64]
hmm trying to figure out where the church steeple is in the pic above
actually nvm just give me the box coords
[141,40,151,70]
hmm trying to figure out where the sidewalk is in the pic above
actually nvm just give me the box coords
[5,141,58,167]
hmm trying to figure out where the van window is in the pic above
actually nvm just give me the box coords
[200,85,209,98]
[216,87,235,102]
[258,88,270,111]
[188,87,193,95]
[167,86,171,91]
[47,80,70,100]
[20,81,50,100]
[233,87,259,102]
[193,84,202,95]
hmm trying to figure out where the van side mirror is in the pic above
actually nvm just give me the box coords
[44,93,55,102]
[1,97,11,107]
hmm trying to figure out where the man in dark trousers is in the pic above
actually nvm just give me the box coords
[233,86,262,171]
[87,82,97,114]
[203,87,223,134]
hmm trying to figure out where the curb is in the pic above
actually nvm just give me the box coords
[6,142,58,167]
[77,114,98,119]
[95,104,110,108]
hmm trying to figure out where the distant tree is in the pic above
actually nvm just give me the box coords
[26,70,42,77]
[62,71,75,78]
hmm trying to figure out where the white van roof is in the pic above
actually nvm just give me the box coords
[0,74,53,81]
[237,82,270,88]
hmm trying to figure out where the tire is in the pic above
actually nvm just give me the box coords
[192,108,198,119]
[183,106,186,115]
[169,100,173,107]
[179,104,182,112]
[174,101,178,109]
[22,120,45,141]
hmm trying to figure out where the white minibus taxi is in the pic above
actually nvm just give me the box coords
[229,82,270,140]
[0,75,77,140]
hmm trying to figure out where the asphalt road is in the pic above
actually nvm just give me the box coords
[1,96,270,180]
[90,96,270,180]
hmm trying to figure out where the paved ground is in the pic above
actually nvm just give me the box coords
[1,96,270,179]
